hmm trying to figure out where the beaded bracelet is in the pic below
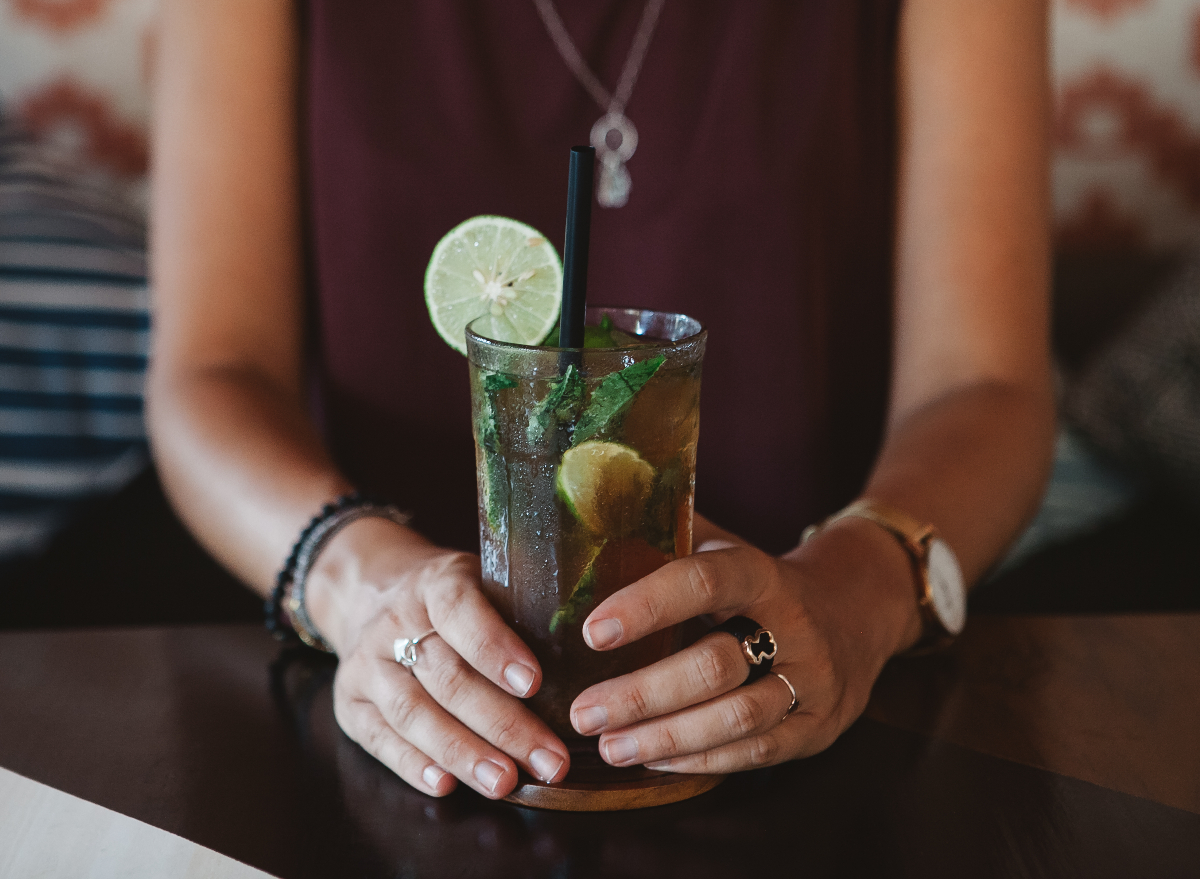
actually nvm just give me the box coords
[265,493,411,652]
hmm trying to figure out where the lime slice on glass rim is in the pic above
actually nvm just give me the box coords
[557,440,657,536]
[424,215,563,355]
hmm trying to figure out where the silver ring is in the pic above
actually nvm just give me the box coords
[393,629,437,668]
[775,673,799,721]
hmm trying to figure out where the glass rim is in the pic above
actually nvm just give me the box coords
[465,305,706,354]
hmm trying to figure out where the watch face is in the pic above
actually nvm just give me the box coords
[927,538,966,635]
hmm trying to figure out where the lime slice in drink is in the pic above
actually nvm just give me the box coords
[557,441,656,536]
[424,215,562,355]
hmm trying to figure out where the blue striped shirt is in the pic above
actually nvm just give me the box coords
[0,117,149,558]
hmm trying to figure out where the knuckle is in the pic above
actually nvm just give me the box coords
[747,734,779,767]
[457,624,495,667]
[426,656,473,708]
[427,553,480,591]
[640,597,667,633]
[381,606,408,634]
[657,722,683,757]
[384,686,422,734]
[694,643,743,693]
[625,681,652,719]
[422,585,460,628]
[423,564,476,613]
[687,749,717,774]
[725,692,766,738]
[685,556,721,606]
[620,587,664,635]
[442,550,481,575]
[442,568,476,603]
[430,591,507,668]
[437,734,475,771]
[485,710,526,752]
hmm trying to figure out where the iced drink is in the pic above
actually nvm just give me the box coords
[466,307,705,770]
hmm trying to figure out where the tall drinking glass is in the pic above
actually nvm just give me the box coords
[466,307,706,777]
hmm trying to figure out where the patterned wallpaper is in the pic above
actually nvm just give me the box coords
[1,0,1199,254]
[0,0,155,181]
[1056,0,1200,252]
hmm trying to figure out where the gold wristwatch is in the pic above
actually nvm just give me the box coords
[802,499,967,650]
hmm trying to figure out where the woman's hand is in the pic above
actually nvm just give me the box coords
[306,518,571,798]
[567,518,924,773]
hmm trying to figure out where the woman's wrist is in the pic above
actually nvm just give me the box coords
[304,515,435,654]
[784,516,925,659]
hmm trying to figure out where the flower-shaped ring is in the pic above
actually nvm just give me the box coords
[712,615,778,684]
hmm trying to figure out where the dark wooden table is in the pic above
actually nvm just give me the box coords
[1,612,1198,879]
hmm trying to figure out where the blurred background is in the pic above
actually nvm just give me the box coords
[0,0,1197,626]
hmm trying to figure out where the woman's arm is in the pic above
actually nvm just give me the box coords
[570,0,1055,771]
[149,0,327,586]
[870,0,1055,582]
[148,0,570,797]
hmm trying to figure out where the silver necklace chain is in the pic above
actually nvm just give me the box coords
[532,0,666,207]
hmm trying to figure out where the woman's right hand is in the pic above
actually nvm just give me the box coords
[148,0,570,803]
[304,516,571,799]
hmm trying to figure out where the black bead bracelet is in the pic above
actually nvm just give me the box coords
[266,492,410,651]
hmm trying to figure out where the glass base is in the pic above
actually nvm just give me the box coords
[502,766,725,812]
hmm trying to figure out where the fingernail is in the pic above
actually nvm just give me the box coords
[473,759,507,795]
[573,705,609,735]
[504,663,536,697]
[603,736,639,766]
[423,764,448,790]
[585,618,623,650]
[529,748,565,784]
[645,760,675,771]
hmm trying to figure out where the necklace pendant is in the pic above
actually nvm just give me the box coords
[597,155,632,208]
[590,112,638,208]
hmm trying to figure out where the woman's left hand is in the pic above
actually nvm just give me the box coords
[568,518,925,773]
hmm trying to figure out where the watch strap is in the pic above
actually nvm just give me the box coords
[802,499,960,651]
[820,500,935,559]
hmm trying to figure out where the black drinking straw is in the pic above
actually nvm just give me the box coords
[559,146,595,351]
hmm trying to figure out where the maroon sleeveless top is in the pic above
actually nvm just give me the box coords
[303,1,900,554]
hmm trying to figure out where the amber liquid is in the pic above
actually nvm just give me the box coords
[471,344,702,774]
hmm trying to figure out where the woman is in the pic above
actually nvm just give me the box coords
[148,0,1054,798]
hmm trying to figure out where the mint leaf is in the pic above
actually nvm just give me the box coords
[583,314,616,348]
[643,457,685,555]
[550,540,606,634]
[483,448,508,532]
[478,372,516,530]
[484,372,518,393]
[572,355,665,445]
[526,364,584,446]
